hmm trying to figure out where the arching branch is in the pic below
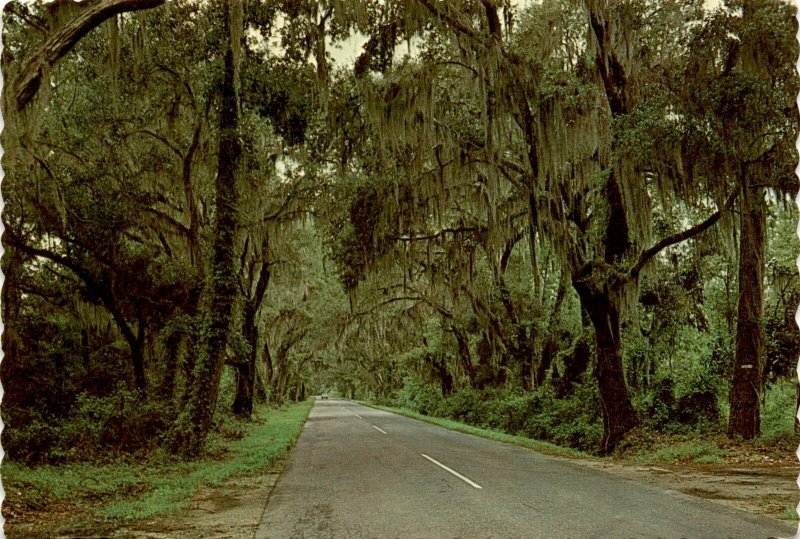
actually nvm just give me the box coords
[12,0,166,111]
[629,185,741,280]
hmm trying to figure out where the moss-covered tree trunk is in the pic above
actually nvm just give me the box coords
[172,0,243,456]
[728,172,766,438]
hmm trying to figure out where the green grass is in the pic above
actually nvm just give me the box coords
[363,403,588,459]
[3,400,312,522]
[779,506,799,521]
[629,440,725,465]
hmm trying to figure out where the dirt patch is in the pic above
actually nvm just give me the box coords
[4,466,283,539]
[106,470,283,539]
[573,458,799,521]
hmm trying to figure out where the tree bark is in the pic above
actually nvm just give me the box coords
[258,339,273,402]
[728,172,766,438]
[573,279,638,453]
[232,362,254,417]
[172,0,243,456]
[161,331,182,402]
[1,247,24,399]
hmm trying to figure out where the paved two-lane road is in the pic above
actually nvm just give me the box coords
[256,399,797,539]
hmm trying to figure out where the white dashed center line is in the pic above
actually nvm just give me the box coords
[372,425,387,434]
[421,453,482,489]
[347,408,363,419]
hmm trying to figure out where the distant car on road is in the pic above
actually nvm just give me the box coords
[321,394,328,400]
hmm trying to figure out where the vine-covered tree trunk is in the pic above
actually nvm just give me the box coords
[257,340,273,402]
[161,331,181,401]
[1,247,23,399]
[556,326,592,398]
[172,0,243,456]
[728,173,766,438]
[432,354,454,396]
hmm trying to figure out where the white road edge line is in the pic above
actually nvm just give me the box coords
[421,453,482,489]
[347,408,363,419]
[372,425,387,434]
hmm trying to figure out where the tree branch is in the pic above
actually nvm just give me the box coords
[13,0,166,111]
[629,185,741,280]
[414,0,482,44]
[388,226,481,242]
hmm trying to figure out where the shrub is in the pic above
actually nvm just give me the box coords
[6,386,172,464]
[761,379,798,442]
[393,376,442,415]
[638,377,676,430]
[521,383,603,451]
[635,370,723,433]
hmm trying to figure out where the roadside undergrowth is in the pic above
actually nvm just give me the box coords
[2,400,312,537]
[365,402,798,467]
[364,403,588,459]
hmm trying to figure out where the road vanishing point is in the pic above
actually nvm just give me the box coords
[256,399,797,539]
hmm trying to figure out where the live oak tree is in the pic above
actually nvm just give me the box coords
[333,0,758,451]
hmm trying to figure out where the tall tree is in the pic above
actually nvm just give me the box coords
[171,0,244,455]
[351,0,741,451]
[726,0,797,438]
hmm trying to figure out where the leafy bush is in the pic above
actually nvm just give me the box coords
[393,376,442,415]
[389,376,603,452]
[5,386,172,464]
[761,379,798,442]
[635,369,724,434]
[637,377,676,430]
[520,383,603,451]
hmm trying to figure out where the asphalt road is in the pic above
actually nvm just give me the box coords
[255,399,797,539]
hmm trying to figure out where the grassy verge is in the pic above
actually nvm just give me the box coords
[363,402,799,467]
[362,402,588,460]
[3,400,312,527]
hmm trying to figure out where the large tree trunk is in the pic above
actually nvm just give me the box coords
[172,0,243,456]
[131,312,147,392]
[433,354,454,396]
[256,340,273,402]
[574,279,637,453]
[728,172,766,438]
[1,247,24,402]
